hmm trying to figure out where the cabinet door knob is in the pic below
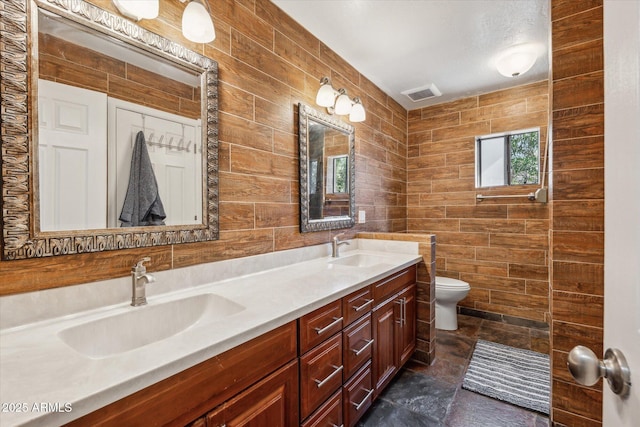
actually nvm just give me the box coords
[567,346,631,397]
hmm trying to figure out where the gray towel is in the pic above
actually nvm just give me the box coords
[119,131,166,227]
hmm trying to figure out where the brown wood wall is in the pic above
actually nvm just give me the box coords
[407,81,551,325]
[550,0,605,425]
[0,0,407,296]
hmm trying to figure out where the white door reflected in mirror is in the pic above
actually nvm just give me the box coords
[38,80,203,231]
[38,79,108,231]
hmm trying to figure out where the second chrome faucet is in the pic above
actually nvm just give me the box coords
[331,233,350,258]
[131,257,156,307]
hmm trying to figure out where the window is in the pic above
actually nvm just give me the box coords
[476,128,540,188]
[326,155,349,194]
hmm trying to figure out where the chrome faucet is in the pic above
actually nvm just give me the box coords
[332,233,350,258]
[131,257,155,307]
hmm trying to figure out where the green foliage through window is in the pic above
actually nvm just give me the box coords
[509,132,539,185]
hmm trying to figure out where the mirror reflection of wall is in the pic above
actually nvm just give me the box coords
[37,8,203,231]
[308,124,324,220]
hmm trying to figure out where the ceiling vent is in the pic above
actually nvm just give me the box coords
[401,83,442,102]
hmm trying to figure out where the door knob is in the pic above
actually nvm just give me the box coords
[567,346,631,397]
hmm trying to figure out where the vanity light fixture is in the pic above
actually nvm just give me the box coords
[112,0,215,43]
[315,77,366,123]
[495,44,539,78]
[112,0,159,21]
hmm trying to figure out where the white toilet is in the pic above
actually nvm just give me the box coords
[435,276,471,330]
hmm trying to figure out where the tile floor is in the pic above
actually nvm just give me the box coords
[358,314,550,427]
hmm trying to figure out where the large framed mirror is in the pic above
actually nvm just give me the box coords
[0,0,219,260]
[298,103,355,233]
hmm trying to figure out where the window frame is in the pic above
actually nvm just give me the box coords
[475,127,540,188]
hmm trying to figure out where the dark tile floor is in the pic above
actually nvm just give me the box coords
[358,315,550,427]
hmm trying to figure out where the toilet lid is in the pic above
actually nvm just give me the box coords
[435,276,470,290]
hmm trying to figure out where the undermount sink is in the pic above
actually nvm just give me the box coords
[58,293,245,358]
[329,253,394,268]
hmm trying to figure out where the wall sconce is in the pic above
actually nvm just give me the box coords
[315,77,366,123]
[495,44,539,78]
[112,0,215,44]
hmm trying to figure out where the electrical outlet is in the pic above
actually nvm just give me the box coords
[358,210,366,224]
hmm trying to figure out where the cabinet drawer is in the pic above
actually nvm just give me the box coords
[300,333,344,420]
[342,285,373,325]
[373,265,416,303]
[301,389,342,427]
[299,300,343,354]
[342,361,373,427]
[342,313,373,379]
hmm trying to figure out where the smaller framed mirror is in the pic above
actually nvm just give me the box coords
[298,103,355,233]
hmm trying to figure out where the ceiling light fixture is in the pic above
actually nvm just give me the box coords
[495,44,539,78]
[112,0,215,44]
[315,77,366,123]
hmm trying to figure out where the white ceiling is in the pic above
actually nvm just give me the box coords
[271,0,550,111]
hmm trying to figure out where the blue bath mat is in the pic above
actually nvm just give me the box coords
[462,340,550,414]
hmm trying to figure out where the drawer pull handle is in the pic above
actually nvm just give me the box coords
[314,316,343,335]
[352,339,374,356]
[351,388,374,411]
[314,364,343,388]
[330,425,344,427]
[352,299,373,312]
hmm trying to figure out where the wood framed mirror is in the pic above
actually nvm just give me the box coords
[298,103,355,233]
[0,0,219,260]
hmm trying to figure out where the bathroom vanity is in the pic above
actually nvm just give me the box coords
[64,265,417,427]
[0,239,424,426]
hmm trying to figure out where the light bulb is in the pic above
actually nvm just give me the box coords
[316,82,336,107]
[334,92,352,115]
[349,100,366,122]
[113,0,159,21]
[182,1,215,43]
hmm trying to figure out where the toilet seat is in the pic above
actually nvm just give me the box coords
[435,276,470,291]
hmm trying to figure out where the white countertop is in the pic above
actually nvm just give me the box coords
[0,240,422,426]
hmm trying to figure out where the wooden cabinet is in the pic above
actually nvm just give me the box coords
[371,279,417,397]
[206,360,298,427]
[371,293,398,395]
[397,284,417,367]
[65,322,298,427]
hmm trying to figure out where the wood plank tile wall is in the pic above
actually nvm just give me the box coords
[550,1,605,426]
[406,81,551,325]
[0,0,407,296]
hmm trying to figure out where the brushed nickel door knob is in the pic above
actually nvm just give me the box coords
[567,345,631,397]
